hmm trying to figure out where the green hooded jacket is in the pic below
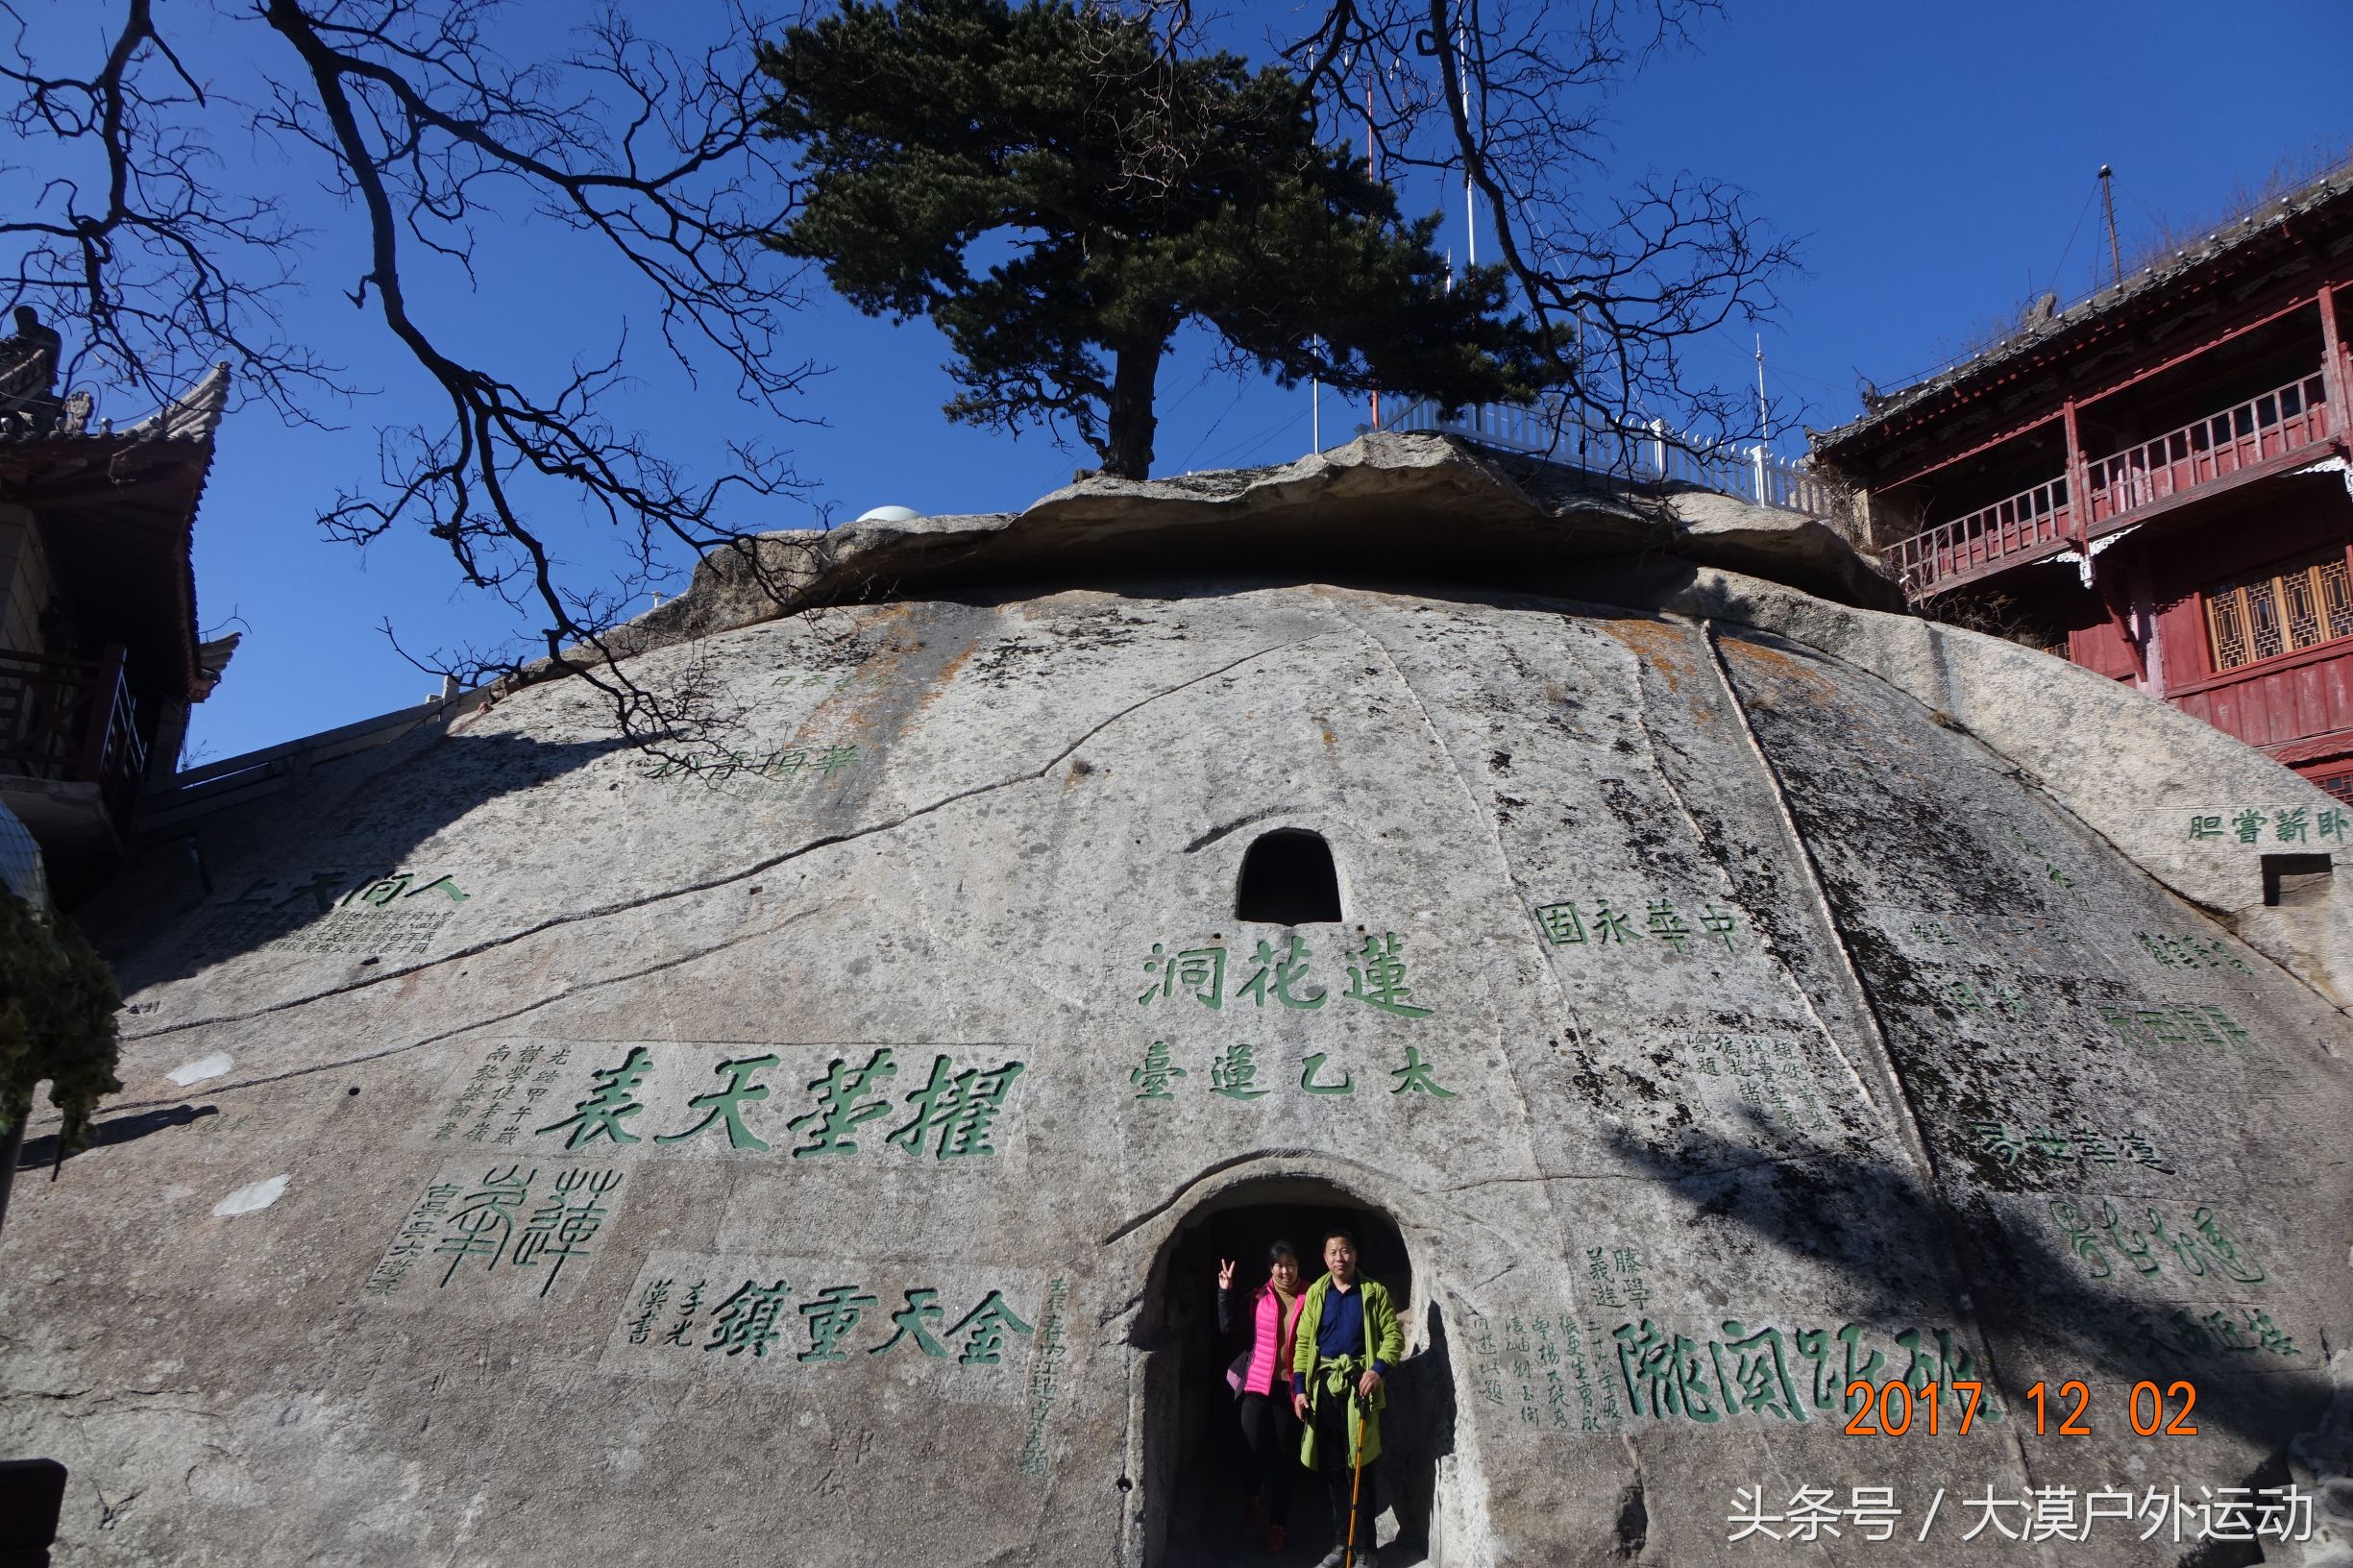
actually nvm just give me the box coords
[1290,1272,1404,1468]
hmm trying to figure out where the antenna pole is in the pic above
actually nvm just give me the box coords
[1367,72,1380,431]
[1755,333,1769,442]
[1311,335,1321,453]
[1458,25,1475,269]
[2099,164,2123,289]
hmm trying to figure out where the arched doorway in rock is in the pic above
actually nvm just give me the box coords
[1134,1176,1450,1567]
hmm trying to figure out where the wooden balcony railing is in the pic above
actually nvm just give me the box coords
[1886,477,2071,598]
[2082,371,2332,527]
[0,647,149,828]
[1891,367,2342,600]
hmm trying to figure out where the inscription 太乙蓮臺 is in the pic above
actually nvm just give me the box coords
[1128,1039,1460,1100]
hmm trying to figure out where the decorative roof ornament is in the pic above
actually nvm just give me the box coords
[0,306,228,445]
[122,361,232,444]
[0,306,64,437]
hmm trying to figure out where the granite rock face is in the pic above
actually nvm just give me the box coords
[5,439,2352,1568]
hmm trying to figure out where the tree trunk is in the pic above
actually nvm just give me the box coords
[1101,328,1172,480]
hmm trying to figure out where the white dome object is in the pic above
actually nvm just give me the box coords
[854,503,921,523]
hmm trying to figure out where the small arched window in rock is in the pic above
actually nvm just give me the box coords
[1234,830,1342,924]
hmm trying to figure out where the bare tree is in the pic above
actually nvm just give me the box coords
[1,0,819,764]
[5,0,1790,766]
[1117,0,1793,460]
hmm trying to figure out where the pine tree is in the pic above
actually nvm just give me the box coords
[757,0,1551,478]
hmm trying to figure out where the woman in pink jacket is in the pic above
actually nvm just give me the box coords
[1216,1240,1307,1555]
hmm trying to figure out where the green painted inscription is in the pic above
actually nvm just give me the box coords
[2190,806,2350,844]
[1536,896,1743,954]
[1969,1122,2172,1172]
[1615,1318,2001,1426]
[2047,1198,2265,1284]
[1132,1041,1459,1102]
[1140,930,1433,1017]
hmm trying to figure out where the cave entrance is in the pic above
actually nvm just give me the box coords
[1140,1179,1445,1567]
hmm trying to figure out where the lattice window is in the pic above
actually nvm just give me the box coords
[2313,770,2353,807]
[2205,551,2353,674]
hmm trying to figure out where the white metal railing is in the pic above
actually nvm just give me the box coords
[1386,394,1839,520]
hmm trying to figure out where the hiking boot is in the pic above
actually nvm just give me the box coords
[1313,1549,1348,1568]
[1262,1524,1286,1555]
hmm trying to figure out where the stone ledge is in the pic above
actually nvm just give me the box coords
[576,432,1899,675]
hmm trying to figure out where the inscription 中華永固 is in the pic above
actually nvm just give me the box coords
[1535,895,1745,956]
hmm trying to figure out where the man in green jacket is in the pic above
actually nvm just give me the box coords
[1290,1230,1405,1568]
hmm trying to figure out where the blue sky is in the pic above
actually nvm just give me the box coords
[150,0,2353,763]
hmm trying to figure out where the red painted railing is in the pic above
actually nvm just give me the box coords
[2082,372,2332,526]
[1886,477,2071,598]
[0,646,149,827]
[1890,367,2342,600]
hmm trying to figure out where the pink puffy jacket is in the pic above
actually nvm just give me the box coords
[1242,1287,1307,1396]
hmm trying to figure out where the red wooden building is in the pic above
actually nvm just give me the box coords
[0,309,235,897]
[1812,163,2353,796]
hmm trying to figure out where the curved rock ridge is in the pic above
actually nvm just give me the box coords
[603,432,1904,664]
[5,453,2351,1567]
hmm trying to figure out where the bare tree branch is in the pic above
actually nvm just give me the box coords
[1105,0,1793,459]
[2,0,827,770]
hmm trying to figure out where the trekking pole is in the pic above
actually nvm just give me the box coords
[1343,1402,1366,1568]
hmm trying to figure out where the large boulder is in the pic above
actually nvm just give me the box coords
[5,438,2349,1567]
